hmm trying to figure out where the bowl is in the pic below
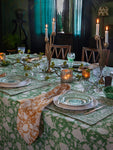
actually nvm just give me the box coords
[103,86,113,99]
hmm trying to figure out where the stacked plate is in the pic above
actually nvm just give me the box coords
[53,91,98,110]
[0,75,31,88]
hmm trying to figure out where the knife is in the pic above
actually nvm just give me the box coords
[84,105,105,115]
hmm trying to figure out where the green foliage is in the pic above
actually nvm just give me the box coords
[2,34,21,50]
[1,60,10,66]
[63,61,67,66]
[45,76,50,80]
[76,74,82,81]
[50,61,55,68]
[27,49,30,54]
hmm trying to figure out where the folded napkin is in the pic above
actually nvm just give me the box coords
[27,55,46,62]
[17,83,70,144]
[78,63,99,71]
[88,63,99,70]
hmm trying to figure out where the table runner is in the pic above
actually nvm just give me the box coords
[47,96,113,125]
[17,83,70,144]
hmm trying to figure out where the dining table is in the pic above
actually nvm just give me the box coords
[0,53,113,150]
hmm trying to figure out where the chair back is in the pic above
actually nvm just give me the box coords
[81,47,110,66]
[50,44,71,59]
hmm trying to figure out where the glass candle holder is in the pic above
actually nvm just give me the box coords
[0,53,5,61]
[61,69,73,83]
[82,69,90,79]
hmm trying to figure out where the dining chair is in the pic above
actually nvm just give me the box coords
[81,47,110,66]
[49,44,71,59]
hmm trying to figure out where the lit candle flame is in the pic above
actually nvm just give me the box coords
[105,26,109,31]
[52,18,55,22]
[96,18,100,24]
[45,24,48,28]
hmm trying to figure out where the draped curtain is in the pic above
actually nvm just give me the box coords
[34,0,83,36]
[74,0,83,36]
[34,0,55,35]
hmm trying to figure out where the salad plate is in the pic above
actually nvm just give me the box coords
[0,75,31,88]
[58,91,93,107]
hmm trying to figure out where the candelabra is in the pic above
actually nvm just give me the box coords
[95,18,109,84]
[45,19,56,72]
[95,18,109,49]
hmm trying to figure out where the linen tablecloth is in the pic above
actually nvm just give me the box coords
[1,54,113,150]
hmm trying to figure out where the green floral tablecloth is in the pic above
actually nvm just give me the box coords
[0,54,113,150]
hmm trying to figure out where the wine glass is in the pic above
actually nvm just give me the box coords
[18,47,25,61]
[67,52,75,68]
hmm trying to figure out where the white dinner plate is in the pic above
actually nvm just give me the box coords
[0,76,31,88]
[53,98,98,111]
[58,91,93,107]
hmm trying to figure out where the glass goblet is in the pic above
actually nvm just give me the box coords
[67,52,75,68]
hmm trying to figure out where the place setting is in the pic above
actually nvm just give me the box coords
[53,90,98,111]
[0,75,31,88]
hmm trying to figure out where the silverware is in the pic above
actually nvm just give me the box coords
[84,105,105,115]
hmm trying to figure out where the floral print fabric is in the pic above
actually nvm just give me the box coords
[17,83,70,144]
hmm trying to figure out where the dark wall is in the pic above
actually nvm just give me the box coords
[0,0,31,50]
[1,0,113,60]
[0,0,2,46]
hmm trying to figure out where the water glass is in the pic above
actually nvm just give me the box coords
[18,47,25,57]
[67,52,75,68]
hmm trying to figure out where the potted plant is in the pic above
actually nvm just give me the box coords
[1,34,21,54]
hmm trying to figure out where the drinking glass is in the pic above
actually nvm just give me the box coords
[67,52,75,68]
[18,47,25,57]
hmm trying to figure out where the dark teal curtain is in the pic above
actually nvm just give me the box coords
[74,0,83,36]
[34,0,55,35]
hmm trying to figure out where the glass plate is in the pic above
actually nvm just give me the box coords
[58,91,93,107]
[0,76,31,87]
[54,98,98,111]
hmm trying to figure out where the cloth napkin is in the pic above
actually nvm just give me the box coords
[88,63,99,70]
[17,83,70,144]
[27,55,46,62]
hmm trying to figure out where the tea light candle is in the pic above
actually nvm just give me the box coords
[82,69,90,79]
[61,69,73,83]
[0,53,5,61]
